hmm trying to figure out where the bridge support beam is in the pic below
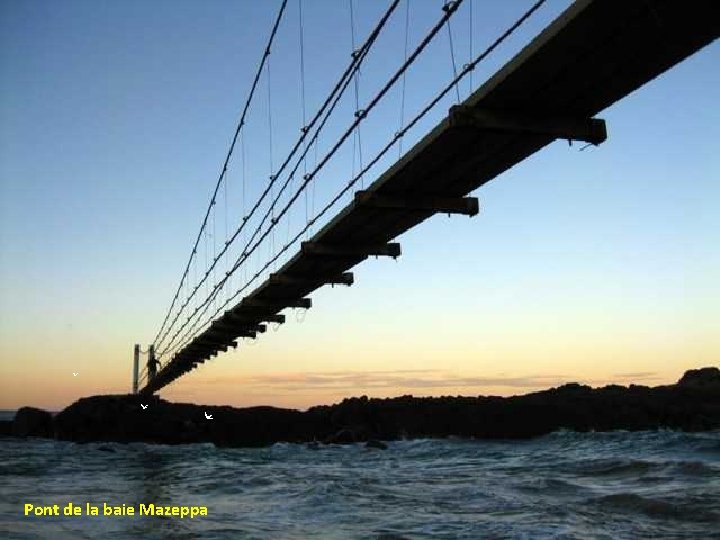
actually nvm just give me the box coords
[185,344,217,357]
[354,190,479,216]
[211,320,266,334]
[448,106,607,145]
[224,311,286,325]
[204,328,253,345]
[242,297,312,310]
[261,313,285,324]
[208,327,259,340]
[269,272,354,287]
[301,241,401,258]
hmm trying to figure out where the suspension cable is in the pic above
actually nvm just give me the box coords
[469,0,473,94]
[444,1,461,103]
[299,0,308,231]
[168,0,548,358]
[349,0,364,189]
[159,0,399,355]
[162,29,384,358]
[158,33,386,358]
[157,0,401,357]
[152,0,289,349]
[267,51,276,271]
[162,0,466,357]
[398,0,411,158]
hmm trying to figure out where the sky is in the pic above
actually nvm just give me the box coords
[1,0,718,411]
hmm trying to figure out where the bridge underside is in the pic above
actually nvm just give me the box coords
[142,0,719,394]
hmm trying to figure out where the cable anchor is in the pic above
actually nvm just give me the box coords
[442,1,459,13]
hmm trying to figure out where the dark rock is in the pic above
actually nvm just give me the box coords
[53,394,313,448]
[12,407,53,437]
[366,439,388,450]
[323,428,357,445]
[678,367,720,387]
[9,366,718,446]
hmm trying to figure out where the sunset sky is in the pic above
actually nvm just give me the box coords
[1,0,717,411]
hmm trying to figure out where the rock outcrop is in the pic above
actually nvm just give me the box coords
[12,407,53,437]
[52,394,317,447]
[4,367,718,447]
[678,367,720,387]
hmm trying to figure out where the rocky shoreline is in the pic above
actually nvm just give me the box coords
[2,368,718,448]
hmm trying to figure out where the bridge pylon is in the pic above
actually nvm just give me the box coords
[147,344,158,385]
[132,344,139,394]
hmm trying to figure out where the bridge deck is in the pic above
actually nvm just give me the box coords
[143,0,719,394]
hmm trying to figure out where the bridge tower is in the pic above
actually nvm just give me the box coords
[147,344,157,383]
[132,344,139,394]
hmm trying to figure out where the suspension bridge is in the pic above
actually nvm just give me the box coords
[135,0,719,395]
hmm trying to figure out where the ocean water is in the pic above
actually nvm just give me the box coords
[1,430,718,539]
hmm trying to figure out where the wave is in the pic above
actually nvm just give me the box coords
[571,456,718,478]
[3,432,719,539]
[589,493,720,522]
[573,458,656,477]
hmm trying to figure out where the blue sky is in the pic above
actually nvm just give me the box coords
[1,0,717,409]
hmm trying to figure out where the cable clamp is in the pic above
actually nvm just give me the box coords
[354,109,367,119]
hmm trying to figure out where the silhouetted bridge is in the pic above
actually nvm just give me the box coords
[139,0,719,394]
